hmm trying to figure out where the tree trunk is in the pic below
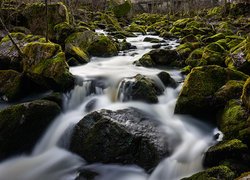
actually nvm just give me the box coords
[45,0,48,42]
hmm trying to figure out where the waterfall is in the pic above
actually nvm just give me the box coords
[0,33,218,180]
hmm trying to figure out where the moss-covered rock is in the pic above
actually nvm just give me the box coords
[182,165,235,180]
[101,13,122,31]
[117,74,163,103]
[70,108,172,170]
[0,70,30,102]
[204,139,248,167]
[112,0,132,18]
[218,100,249,145]
[0,100,61,159]
[181,34,198,43]
[22,42,74,91]
[185,48,206,67]
[157,71,176,88]
[214,80,245,108]
[126,22,146,35]
[173,18,192,28]
[176,42,202,59]
[204,33,226,43]
[87,35,118,57]
[236,172,250,180]
[22,2,69,40]
[175,65,249,117]
[143,37,160,43]
[242,77,250,110]
[0,32,46,71]
[134,49,180,67]
[54,22,75,45]
[66,45,90,64]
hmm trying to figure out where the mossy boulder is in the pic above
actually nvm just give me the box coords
[0,70,30,102]
[143,37,160,43]
[214,80,245,108]
[112,0,132,18]
[87,35,118,57]
[117,74,163,103]
[218,100,250,146]
[0,100,61,159]
[157,71,176,88]
[22,42,74,91]
[173,18,192,28]
[0,32,46,71]
[53,22,75,45]
[101,13,122,32]
[66,45,90,64]
[176,42,202,59]
[204,33,226,43]
[204,139,248,168]
[126,23,146,35]
[185,48,206,67]
[175,65,249,117]
[70,108,172,170]
[181,34,198,43]
[242,78,250,110]
[21,2,69,40]
[236,172,250,180]
[135,49,180,67]
[182,165,235,180]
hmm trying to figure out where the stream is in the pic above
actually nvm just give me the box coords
[0,32,220,180]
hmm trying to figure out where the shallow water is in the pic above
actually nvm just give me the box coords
[0,32,219,180]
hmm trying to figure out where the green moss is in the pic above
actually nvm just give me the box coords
[207,6,223,16]
[182,165,235,180]
[173,18,192,28]
[181,65,192,75]
[67,45,89,64]
[205,33,226,43]
[134,54,155,67]
[126,23,146,35]
[112,0,131,18]
[101,13,122,31]
[87,35,118,57]
[185,48,206,67]
[218,99,249,140]
[181,34,198,43]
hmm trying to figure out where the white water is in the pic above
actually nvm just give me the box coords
[0,33,219,180]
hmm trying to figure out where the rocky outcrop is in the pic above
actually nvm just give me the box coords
[0,100,61,159]
[70,108,173,170]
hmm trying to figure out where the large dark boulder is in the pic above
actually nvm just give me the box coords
[175,65,248,118]
[0,100,61,159]
[70,108,173,170]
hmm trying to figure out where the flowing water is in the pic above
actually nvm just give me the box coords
[0,32,221,180]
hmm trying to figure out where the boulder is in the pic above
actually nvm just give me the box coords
[214,80,245,108]
[70,108,172,170]
[87,35,118,57]
[21,2,69,40]
[242,77,250,110]
[0,100,61,159]
[126,23,146,35]
[112,0,132,18]
[218,100,250,146]
[182,165,235,180]
[135,49,180,67]
[175,65,249,118]
[236,172,250,180]
[22,42,74,91]
[117,74,163,103]
[0,32,46,71]
[157,71,176,88]
[204,139,248,168]
[143,37,161,43]
[0,70,30,102]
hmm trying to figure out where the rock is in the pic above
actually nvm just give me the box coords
[214,80,245,108]
[218,100,250,145]
[101,13,122,32]
[53,22,75,45]
[22,42,75,91]
[87,35,118,57]
[0,100,61,159]
[126,23,146,35]
[176,42,201,59]
[112,0,132,18]
[135,49,180,67]
[242,77,250,110]
[22,2,69,40]
[119,40,133,51]
[117,74,163,103]
[181,34,198,43]
[175,65,249,118]
[0,32,46,71]
[182,165,235,180]
[0,70,30,102]
[42,92,64,108]
[143,37,160,43]
[173,18,192,28]
[181,65,192,75]
[157,71,176,88]
[204,139,248,168]
[66,45,90,64]
[204,33,226,43]
[185,48,206,67]
[70,108,172,170]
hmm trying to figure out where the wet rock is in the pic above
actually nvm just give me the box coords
[22,42,75,91]
[118,74,163,103]
[175,65,249,118]
[70,108,172,170]
[135,49,180,67]
[143,37,160,43]
[182,165,235,180]
[0,100,61,159]
[126,23,146,35]
[157,71,176,88]
[236,172,250,180]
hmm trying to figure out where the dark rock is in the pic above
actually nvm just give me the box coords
[0,100,61,159]
[70,108,172,170]
[157,71,176,88]
[242,77,250,110]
